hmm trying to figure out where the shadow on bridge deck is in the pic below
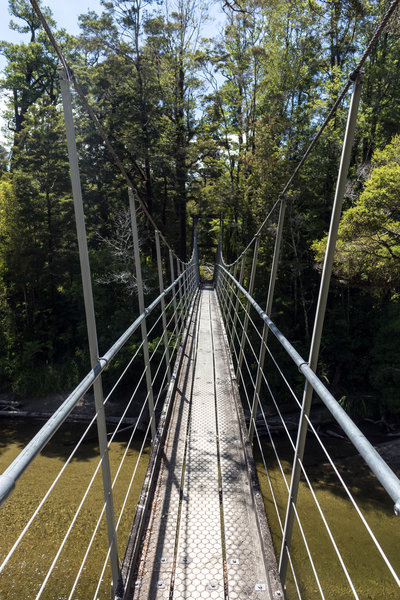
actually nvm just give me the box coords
[116,285,283,600]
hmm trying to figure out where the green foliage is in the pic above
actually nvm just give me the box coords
[1,0,400,417]
[368,302,400,414]
[312,135,400,297]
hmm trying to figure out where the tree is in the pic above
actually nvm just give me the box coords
[144,0,206,259]
[78,0,206,259]
[0,1,58,146]
[0,102,79,393]
[312,135,400,297]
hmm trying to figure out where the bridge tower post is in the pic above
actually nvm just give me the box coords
[155,230,171,382]
[59,66,120,590]
[249,195,287,443]
[128,189,157,442]
[169,250,180,339]
[236,234,261,381]
[279,71,364,585]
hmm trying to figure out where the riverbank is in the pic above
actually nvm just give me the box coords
[0,391,143,427]
[2,392,400,471]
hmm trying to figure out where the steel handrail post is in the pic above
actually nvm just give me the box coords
[59,67,119,588]
[183,259,189,299]
[169,250,179,343]
[190,252,198,298]
[190,258,197,298]
[185,262,192,310]
[189,253,196,294]
[193,221,201,288]
[128,189,156,442]
[223,262,235,326]
[182,259,189,318]
[182,260,192,323]
[215,265,223,307]
[155,231,171,382]
[226,262,239,342]
[214,216,223,290]
[230,253,247,355]
[279,72,364,584]
[215,263,224,309]
[179,260,187,323]
[222,262,232,328]
[249,196,287,443]
[182,260,192,320]
[177,260,184,327]
[188,250,195,297]
[236,235,261,381]
[219,262,231,326]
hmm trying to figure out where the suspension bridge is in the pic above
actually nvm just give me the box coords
[1,1,400,599]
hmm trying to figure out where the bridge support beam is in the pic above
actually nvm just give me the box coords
[279,71,364,585]
[155,231,171,383]
[236,234,260,381]
[59,66,120,589]
[229,252,246,356]
[128,189,156,443]
[249,195,287,444]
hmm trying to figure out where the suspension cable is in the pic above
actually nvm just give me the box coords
[219,0,400,262]
[29,0,182,259]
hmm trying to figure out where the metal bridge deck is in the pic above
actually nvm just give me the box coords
[119,285,283,600]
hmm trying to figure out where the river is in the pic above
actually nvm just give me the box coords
[0,419,399,599]
[0,418,149,600]
[255,434,400,599]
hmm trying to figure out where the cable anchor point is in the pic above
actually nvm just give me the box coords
[349,67,365,83]
[98,356,110,369]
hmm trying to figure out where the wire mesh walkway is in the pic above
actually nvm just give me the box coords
[117,284,283,600]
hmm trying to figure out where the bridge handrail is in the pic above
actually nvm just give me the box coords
[0,268,189,507]
[218,263,400,514]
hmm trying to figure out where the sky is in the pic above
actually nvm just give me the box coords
[0,0,104,70]
[0,0,103,146]
[0,0,225,148]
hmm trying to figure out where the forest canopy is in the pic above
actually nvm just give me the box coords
[1,0,400,417]
[313,135,400,298]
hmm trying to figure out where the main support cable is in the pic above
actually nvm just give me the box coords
[29,0,181,259]
[219,0,400,262]
[284,0,398,203]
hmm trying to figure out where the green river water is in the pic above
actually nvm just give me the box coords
[255,437,400,600]
[0,419,150,600]
[0,419,399,599]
